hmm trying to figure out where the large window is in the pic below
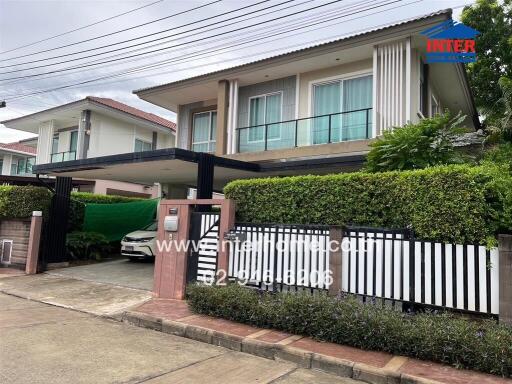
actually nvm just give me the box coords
[311,74,372,144]
[51,134,59,154]
[70,130,78,154]
[134,139,152,152]
[248,92,282,142]
[192,111,217,153]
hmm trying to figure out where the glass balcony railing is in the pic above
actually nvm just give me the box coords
[51,151,76,163]
[236,108,372,153]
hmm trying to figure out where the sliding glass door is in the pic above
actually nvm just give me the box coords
[192,111,217,153]
[311,74,372,144]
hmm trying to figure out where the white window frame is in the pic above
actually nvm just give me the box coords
[192,110,217,153]
[430,93,440,117]
[247,91,283,143]
[134,138,152,152]
[308,71,373,144]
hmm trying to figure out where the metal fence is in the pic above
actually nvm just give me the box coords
[342,227,499,315]
[227,223,331,291]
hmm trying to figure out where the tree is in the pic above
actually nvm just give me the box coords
[461,0,512,123]
[364,112,466,172]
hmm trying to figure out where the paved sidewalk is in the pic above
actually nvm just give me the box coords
[126,299,512,384]
[0,293,360,384]
[0,273,152,316]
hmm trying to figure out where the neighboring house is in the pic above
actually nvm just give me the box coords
[135,9,478,165]
[1,96,176,198]
[0,142,37,176]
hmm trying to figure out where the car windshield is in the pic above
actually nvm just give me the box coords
[142,221,157,231]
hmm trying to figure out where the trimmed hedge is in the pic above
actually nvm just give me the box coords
[224,164,512,245]
[69,192,143,231]
[0,186,52,219]
[188,284,512,377]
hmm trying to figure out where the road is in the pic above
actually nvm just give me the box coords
[0,293,361,384]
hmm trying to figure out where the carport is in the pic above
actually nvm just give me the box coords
[32,147,364,290]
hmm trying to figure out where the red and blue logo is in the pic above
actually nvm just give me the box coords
[421,20,479,63]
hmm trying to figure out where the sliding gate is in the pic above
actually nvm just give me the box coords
[187,212,220,284]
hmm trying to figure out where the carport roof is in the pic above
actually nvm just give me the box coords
[32,148,365,191]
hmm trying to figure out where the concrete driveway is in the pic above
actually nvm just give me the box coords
[48,258,154,291]
[0,293,361,384]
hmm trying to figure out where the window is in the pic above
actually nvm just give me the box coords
[419,60,429,117]
[0,159,3,174]
[312,74,372,143]
[192,111,217,153]
[134,139,152,152]
[248,93,282,142]
[17,158,26,175]
[10,161,17,175]
[69,130,78,154]
[52,134,59,154]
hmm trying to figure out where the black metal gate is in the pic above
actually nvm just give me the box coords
[187,212,220,284]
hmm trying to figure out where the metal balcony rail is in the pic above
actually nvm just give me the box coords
[236,108,372,153]
[51,151,76,163]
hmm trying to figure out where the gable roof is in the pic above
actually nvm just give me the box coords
[135,8,452,95]
[0,142,37,155]
[1,96,176,132]
[86,97,176,131]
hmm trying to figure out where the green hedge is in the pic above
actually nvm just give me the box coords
[69,192,143,231]
[224,164,512,245]
[0,186,52,219]
[188,284,512,377]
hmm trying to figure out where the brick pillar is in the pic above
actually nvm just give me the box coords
[499,234,512,324]
[216,199,235,278]
[328,226,343,296]
[215,80,229,156]
[25,211,43,275]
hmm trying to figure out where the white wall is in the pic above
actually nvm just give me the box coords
[36,120,54,164]
[1,154,12,175]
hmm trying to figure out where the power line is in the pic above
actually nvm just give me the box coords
[0,0,280,68]
[0,0,164,55]
[4,0,407,100]
[0,0,377,81]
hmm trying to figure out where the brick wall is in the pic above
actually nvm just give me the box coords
[0,218,31,269]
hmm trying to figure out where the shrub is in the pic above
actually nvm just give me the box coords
[0,186,52,219]
[484,142,512,171]
[187,284,512,377]
[68,192,143,231]
[66,231,110,261]
[365,112,467,172]
[224,164,512,245]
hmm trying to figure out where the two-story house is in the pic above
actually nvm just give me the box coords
[30,9,479,200]
[2,96,176,197]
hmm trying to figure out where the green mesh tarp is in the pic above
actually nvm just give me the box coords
[82,199,158,241]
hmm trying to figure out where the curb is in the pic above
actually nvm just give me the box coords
[121,311,444,384]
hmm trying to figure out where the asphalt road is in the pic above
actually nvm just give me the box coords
[0,293,361,384]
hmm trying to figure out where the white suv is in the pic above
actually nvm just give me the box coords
[121,221,157,260]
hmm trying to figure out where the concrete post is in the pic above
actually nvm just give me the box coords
[25,211,43,274]
[215,80,230,156]
[328,227,343,296]
[153,202,192,299]
[499,234,512,324]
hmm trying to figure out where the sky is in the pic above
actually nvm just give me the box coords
[0,0,473,142]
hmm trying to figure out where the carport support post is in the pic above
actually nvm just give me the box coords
[196,153,214,212]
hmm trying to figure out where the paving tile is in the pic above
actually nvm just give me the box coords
[181,315,262,337]
[290,337,393,368]
[400,358,512,384]
[256,330,295,343]
[274,368,361,384]
[134,299,193,320]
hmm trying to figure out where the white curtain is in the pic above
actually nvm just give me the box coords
[249,97,265,141]
[192,112,211,152]
[312,82,340,144]
[265,93,281,140]
[343,75,372,140]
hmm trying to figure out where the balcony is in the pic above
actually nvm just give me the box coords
[51,151,76,163]
[236,108,372,153]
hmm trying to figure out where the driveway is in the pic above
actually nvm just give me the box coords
[47,258,154,291]
[0,293,361,384]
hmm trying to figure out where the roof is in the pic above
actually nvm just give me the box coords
[134,8,452,95]
[1,96,176,132]
[0,142,37,155]
[86,97,176,131]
